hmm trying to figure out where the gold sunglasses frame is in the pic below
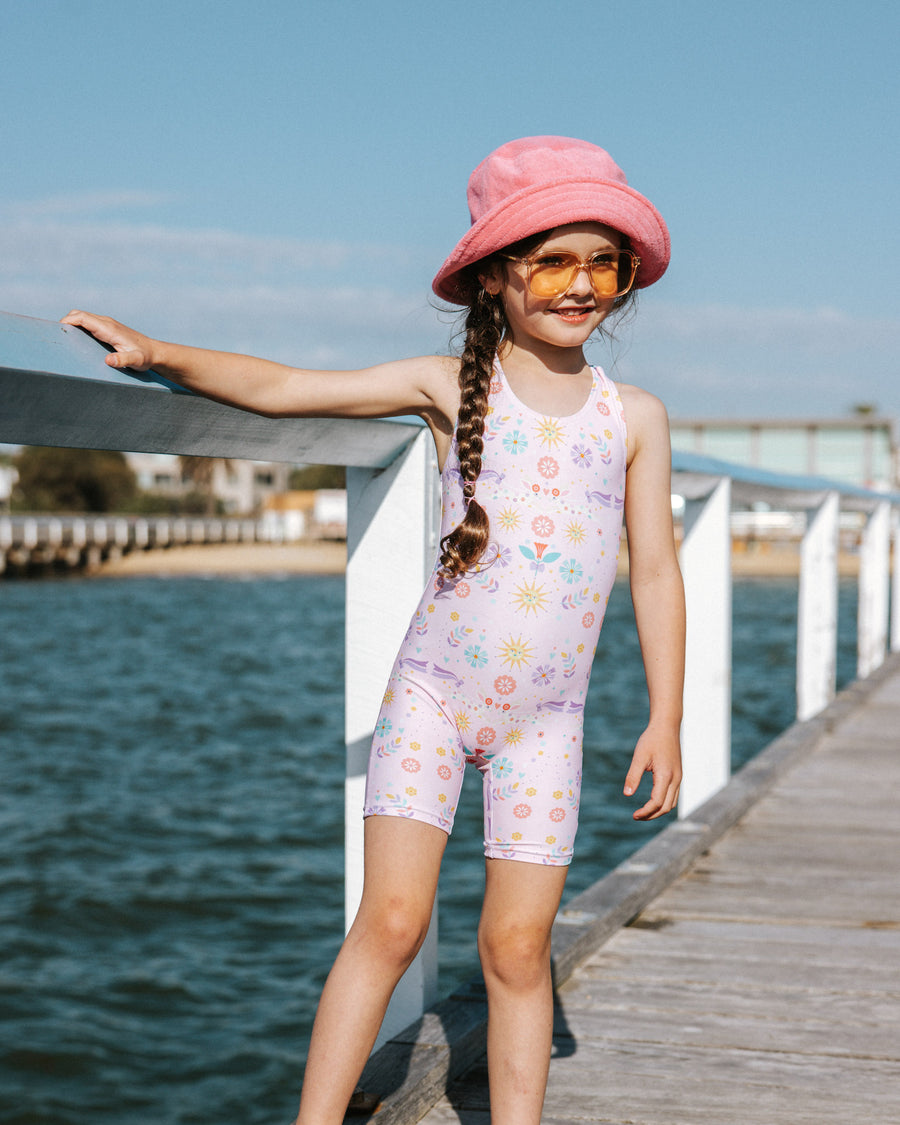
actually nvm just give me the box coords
[499,248,641,299]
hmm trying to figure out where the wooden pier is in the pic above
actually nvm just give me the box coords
[359,654,900,1124]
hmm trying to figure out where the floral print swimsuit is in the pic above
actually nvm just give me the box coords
[364,360,627,865]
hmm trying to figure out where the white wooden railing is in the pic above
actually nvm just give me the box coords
[2,309,898,1045]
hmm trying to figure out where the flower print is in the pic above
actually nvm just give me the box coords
[513,803,532,819]
[410,741,421,751]
[375,717,393,738]
[436,746,447,756]
[565,520,586,545]
[405,786,417,796]
[531,515,555,537]
[464,644,488,669]
[503,430,528,455]
[450,610,459,621]
[582,611,595,628]
[494,675,517,696]
[571,443,593,468]
[492,545,512,568]
[476,726,497,745]
[560,559,584,584]
[577,643,585,653]
[454,710,471,732]
[455,581,471,598]
[382,688,396,706]
[489,377,502,395]
[492,757,515,778]
[402,758,421,773]
[437,764,452,780]
[438,792,447,803]
[537,455,559,479]
[503,728,524,746]
[511,832,522,841]
[498,634,536,670]
[545,836,557,845]
[535,416,565,449]
[553,790,563,799]
[597,400,610,416]
[531,664,556,687]
[498,507,522,531]
[512,579,550,617]
[550,807,566,822]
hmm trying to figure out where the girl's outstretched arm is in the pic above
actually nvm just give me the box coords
[619,385,685,820]
[60,310,458,430]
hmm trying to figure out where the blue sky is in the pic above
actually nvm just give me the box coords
[2,0,898,418]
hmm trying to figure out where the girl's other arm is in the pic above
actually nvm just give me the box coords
[60,310,457,426]
[619,386,685,820]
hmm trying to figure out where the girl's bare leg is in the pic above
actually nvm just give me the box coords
[477,857,568,1125]
[293,816,447,1125]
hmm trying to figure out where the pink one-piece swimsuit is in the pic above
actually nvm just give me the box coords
[364,359,627,865]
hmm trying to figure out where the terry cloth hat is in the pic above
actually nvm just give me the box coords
[432,135,670,304]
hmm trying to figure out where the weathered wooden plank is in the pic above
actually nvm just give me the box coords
[551,992,898,1059]
[556,975,900,1028]
[442,1041,900,1121]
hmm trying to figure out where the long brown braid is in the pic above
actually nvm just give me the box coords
[438,287,507,578]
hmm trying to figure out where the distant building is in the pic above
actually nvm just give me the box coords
[260,489,347,541]
[125,453,293,514]
[670,416,899,492]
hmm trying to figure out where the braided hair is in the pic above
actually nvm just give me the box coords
[438,286,506,578]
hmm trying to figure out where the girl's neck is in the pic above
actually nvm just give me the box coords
[498,337,589,379]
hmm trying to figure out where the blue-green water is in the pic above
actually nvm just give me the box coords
[0,574,859,1123]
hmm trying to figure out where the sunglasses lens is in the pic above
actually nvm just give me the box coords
[528,254,579,298]
[589,253,622,298]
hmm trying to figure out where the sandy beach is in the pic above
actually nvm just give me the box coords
[93,540,348,578]
[90,539,861,579]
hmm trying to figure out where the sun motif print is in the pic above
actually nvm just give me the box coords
[364,360,627,866]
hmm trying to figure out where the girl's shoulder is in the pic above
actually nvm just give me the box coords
[613,380,670,426]
[612,380,672,459]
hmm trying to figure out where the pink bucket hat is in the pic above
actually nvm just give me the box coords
[432,135,670,304]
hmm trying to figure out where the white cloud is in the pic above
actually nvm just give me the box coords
[1,191,178,219]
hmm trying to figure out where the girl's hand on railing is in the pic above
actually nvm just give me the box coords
[61,311,157,372]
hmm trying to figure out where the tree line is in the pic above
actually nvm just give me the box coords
[3,447,344,514]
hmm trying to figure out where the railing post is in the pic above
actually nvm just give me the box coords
[796,492,839,720]
[678,477,732,817]
[858,500,891,678]
[891,507,900,654]
[345,427,441,1044]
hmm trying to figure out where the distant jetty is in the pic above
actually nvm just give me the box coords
[0,513,345,578]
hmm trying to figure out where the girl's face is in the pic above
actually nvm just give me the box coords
[483,222,624,353]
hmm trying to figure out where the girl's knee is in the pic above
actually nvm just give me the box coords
[478,916,553,989]
[351,897,432,970]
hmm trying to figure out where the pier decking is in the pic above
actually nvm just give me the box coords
[362,654,900,1125]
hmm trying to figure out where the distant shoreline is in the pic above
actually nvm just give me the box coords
[88,539,861,579]
[91,540,348,578]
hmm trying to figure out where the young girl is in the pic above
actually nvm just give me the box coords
[64,135,685,1125]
